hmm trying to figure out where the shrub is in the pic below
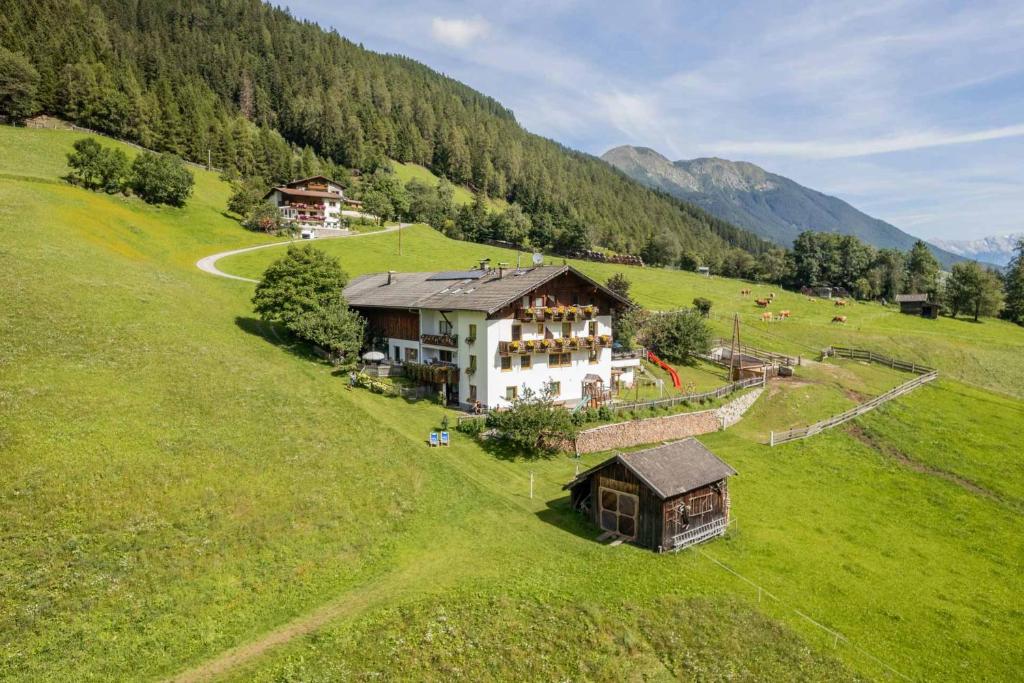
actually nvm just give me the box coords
[692,297,713,317]
[640,309,711,364]
[486,383,577,455]
[66,138,128,193]
[457,418,484,436]
[129,151,194,206]
[597,405,612,421]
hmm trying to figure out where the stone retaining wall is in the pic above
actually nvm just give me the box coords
[573,386,765,454]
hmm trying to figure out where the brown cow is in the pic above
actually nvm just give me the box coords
[755,298,770,307]
[832,315,847,323]
[779,310,791,318]
[740,288,752,296]
[761,311,773,322]
[834,299,847,307]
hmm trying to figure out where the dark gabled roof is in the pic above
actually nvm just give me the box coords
[285,175,341,188]
[895,293,929,303]
[563,438,736,499]
[343,265,632,315]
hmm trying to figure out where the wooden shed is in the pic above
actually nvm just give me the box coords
[563,438,736,552]
[895,293,940,319]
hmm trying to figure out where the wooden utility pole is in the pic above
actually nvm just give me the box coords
[729,314,743,382]
[398,222,402,256]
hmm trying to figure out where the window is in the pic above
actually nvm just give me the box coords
[505,386,518,401]
[688,492,715,515]
[393,345,401,362]
[562,322,571,337]
[469,355,477,372]
[501,356,512,371]
[439,350,453,363]
[469,385,477,401]
[511,324,522,341]
[536,323,545,336]
[599,487,638,539]
[548,353,572,368]
[589,321,598,337]
[572,293,579,305]
[534,296,544,307]
[549,381,560,396]
[439,320,453,335]
[589,348,599,364]
[520,355,531,369]
[404,347,418,362]
[468,323,477,341]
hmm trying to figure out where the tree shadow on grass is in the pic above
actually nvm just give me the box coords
[234,316,323,363]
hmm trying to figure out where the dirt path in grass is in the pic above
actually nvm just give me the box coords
[195,224,405,282]
[845,424,1019,511]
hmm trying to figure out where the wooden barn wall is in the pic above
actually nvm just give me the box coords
[586,462,663,549]
[660,481,728,547]
[357,307,419,341]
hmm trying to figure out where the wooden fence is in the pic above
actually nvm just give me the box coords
[769,347,937,446]
[712,339,802,367]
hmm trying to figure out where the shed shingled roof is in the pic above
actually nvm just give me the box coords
[563,438,736,499]
[343,265,631,314]
[895,293,929,303]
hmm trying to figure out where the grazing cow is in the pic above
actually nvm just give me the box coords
[755,298,770,307]
[779,310,791,319]
[768,292,776,299]
[834,299,847,307]
[740,288,752,296]
[761,311,773,322]
[832,315,847,323]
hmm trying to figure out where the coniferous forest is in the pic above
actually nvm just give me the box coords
[0,0,775,263]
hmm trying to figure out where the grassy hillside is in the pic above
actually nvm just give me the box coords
[3,127,1024,682]
[222,224,1024,398]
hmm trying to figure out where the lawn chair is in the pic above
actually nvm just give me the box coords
[429,432,439,447]
[440,431,450,446]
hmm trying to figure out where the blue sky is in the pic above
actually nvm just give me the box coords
[289,0,1024,241]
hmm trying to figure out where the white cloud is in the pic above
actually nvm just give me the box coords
[705,123,1024,159]
[430,17,490,48]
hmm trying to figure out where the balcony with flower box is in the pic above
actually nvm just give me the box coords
[515,305,598,322]
[420,332,458,348]
[499,335,612,356]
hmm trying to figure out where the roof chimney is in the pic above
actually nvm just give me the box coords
[498,262,509,279]
[387,270,395,285]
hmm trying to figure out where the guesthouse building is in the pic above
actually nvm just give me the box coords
[263,176,362,233]
[343,264,632,410]
[563,438,736,551]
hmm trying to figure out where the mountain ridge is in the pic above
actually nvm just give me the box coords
[602,144,969,268]
[931,233,1022,267]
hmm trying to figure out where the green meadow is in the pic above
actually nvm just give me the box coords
[2,127,1023,681]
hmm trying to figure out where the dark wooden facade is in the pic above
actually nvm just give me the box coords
[899,300,940,319]
[356,307,419,341]
[488,271,625,320]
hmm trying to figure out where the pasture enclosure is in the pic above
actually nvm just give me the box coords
[770,348,938,446]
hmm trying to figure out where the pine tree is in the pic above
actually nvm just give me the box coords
[1002,238,1024,325]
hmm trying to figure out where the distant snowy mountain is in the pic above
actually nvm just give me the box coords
[931,233,1022,267]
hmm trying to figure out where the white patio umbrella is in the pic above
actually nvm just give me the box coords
[361,351,386,363]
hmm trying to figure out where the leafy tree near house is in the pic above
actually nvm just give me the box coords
[944,261,1004,321]
[253,245,350,329]
[485,383,577,455]
[129,151,194,206]
[640,309,711,364]
[692,297,713,318]
[243,202,284,234]
[227,177,266,217]
[605,273,632,302]
[1000,238,1024,325]
[0,47,40,122]
[253,245,364,364]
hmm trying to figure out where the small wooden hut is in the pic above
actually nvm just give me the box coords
[563,439,736,552]
[895,293,940,319]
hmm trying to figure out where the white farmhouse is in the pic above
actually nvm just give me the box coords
[344,264,634,410]
[263,176,363,234]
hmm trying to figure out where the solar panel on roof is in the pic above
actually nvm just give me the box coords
[426,270,487,281]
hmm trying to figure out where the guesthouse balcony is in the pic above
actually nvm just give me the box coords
[515,305,598,322]
[499,335,612,355]
[420,332,458,348]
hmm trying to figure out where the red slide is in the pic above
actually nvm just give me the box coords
[647,350,682,389]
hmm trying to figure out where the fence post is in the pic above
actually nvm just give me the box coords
[770,431,775,447]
